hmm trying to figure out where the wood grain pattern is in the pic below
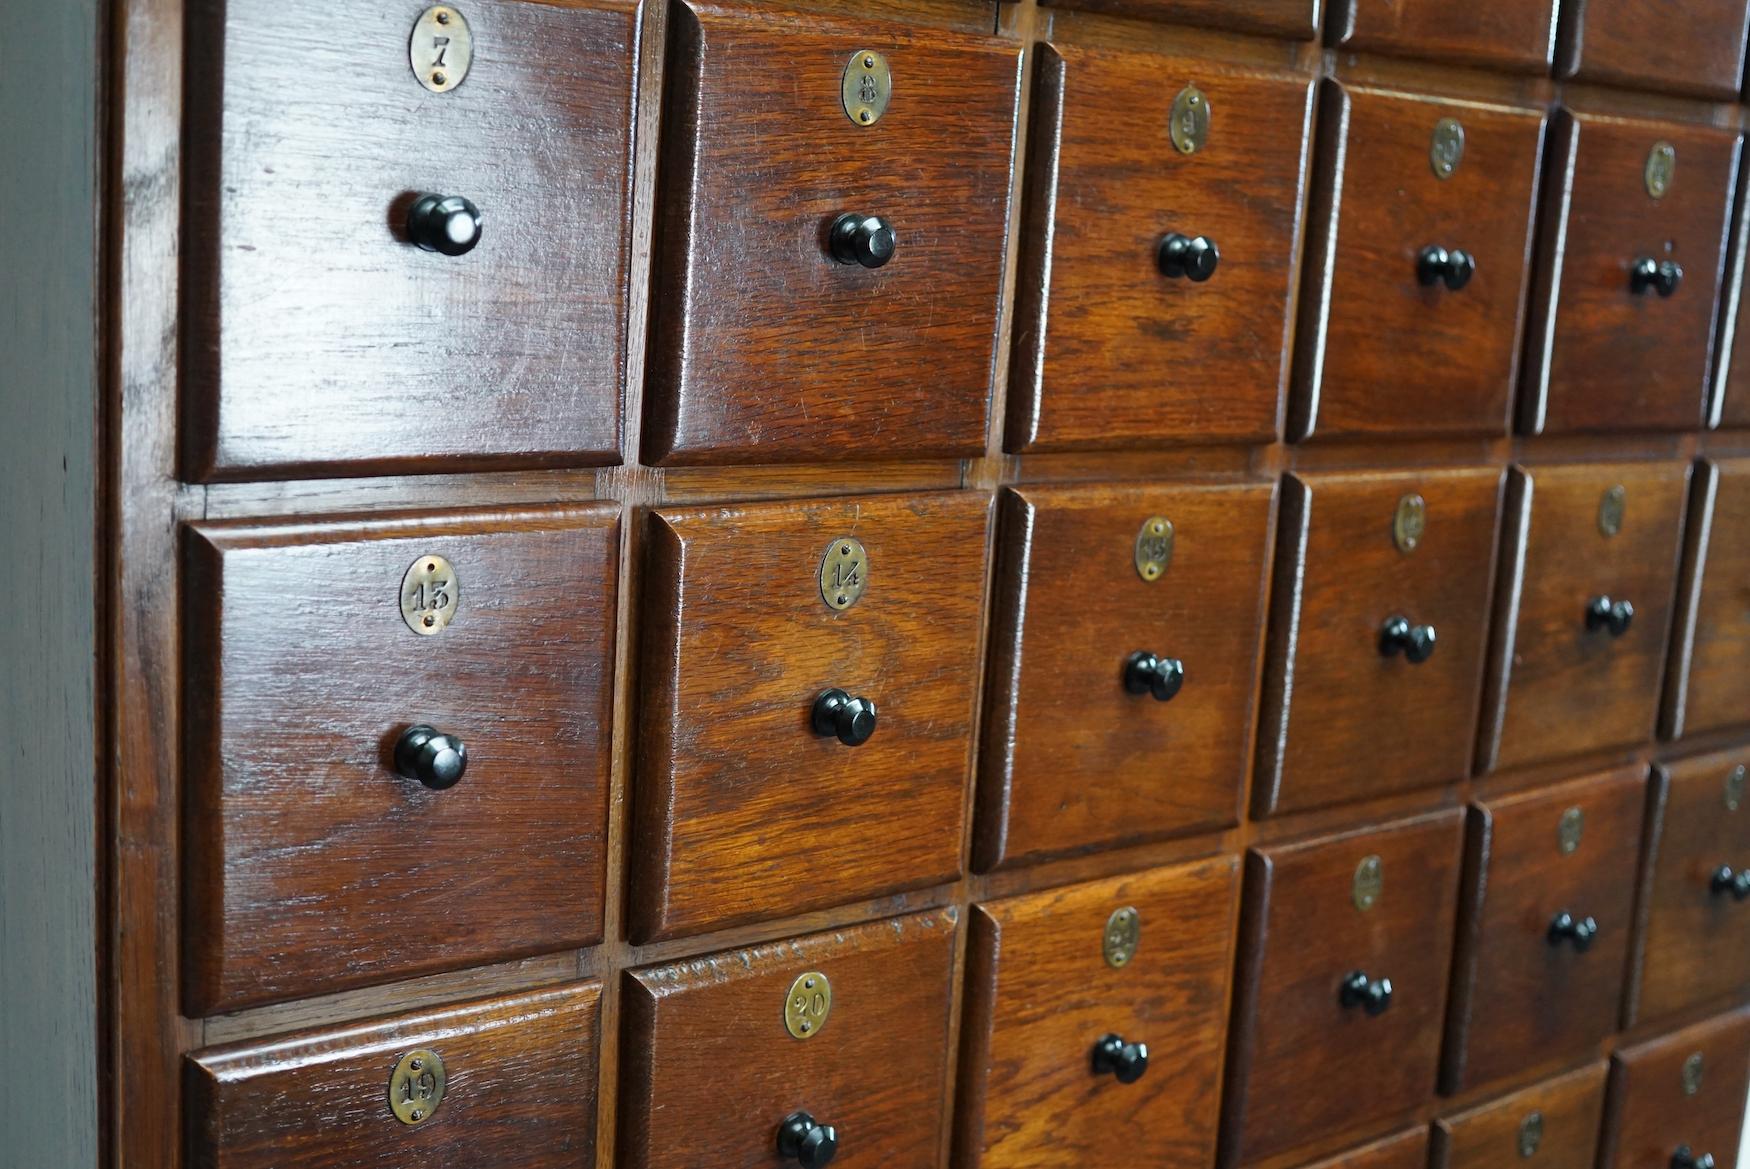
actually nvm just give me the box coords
[1329,0,1558,71]
[1479,461,1689,774]
[1035,0,1317,38]
[186,981,601,1169]
[1557,0,1750,99]
[632,492,989,942]
[644,0,1019,465]
[182,506,619,1014]
[1256,467,1503,817]
[957,858,1241,1169]
[1293,84,1546,440]
[1522,112,1740,436]
[1599,1006,1750,1169]
[1221,810,1466,1168]
[1007,43,1313,452]
[1663,459,1750,739]
[1443,768,1646,1094]
[181,0,636,480]
[1289,1128,1429,1169]
[976,482,1274,870]
[1431,1062,1608,1169]
[619,910,957,1169]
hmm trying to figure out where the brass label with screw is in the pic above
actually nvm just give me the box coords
[1558,807,1584,854]
[401,554,459,635]
[1599,485,1626,537]
[1646,141,1677,198]
[410,6,472,93]
[841,50,891,127]
[819,537,868,611]
[1134,517,1174,582]
[1170,86,1210,155]
[784,971,832,1039]
[1394,494,1427,554]
[1518,1111,1544,1158]
[389,1048,446,1125]
[1103,906,1140,969]
[1353,855,1383,912]
[1431,117,1465,179]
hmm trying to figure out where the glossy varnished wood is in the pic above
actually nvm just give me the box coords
[1600,1006,1750,1169]
[1664,459,1750,740]
[1289,1128,1430,1169]
[1557,0,1750,100]
[1008,42,1313,452]
[1036,0,1317,38]
[181,506,619,1014]
[1431,1062,1608,1169]
[1328,0,1558,71]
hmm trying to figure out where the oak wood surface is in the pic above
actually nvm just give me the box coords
[1431,1061,1608,1169]
[1035,0,1318,39]
[1557,0,1750,100]
[1600,1005,1750,1169]
[1288,1128,1429,1169]
[1329,0,1559,71]
[1664,459,1750,739]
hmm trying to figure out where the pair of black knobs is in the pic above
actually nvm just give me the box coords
[1711,866,1750,901]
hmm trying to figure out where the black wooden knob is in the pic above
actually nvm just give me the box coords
[1379,616,1437,664]
[777,1111,838,1169]
[1548,910,1599,952]
[1711,865,1750,901]
[1417,245,1476,291]
[1158,232,1220,282]
[812,688,877,747]
[407,194,482,256]
[1631,257,1683,297]
[1586,596,1635,637]
[1123,651,1185,702]
[829,213,896,269]
[1671,1146,1715,1169]
[1339,970,1393,1016]
[1091,1034,1150,1084]
[393,724,467,790]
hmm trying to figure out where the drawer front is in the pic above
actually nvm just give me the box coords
[1330,0,1558,70]
[621,910,956,1169]
[1558,0,1750,99]
[1009,45,1313,452]
[186,982,601,1169]
[632,492,989,941]
[1631,749,1750,1025]
[1258,467,1502,817]
[1292,1129,1431,1169]
[976,482,1274,870]
[1666,459,1750,739]
[959,858,1240,1169]
[1524,113,1739,435]
[182,507,619,1014]
[182,0,634,480]
[645,1,1019,465]
[1602,1007,1750,1169]
[1445,768,1647,1093]
[1037,0,1316,38]
[1432,1062,1608,1169]
[1482,462,1689,774]
[1295,85,1546,440]
[1223,810,1466,1166]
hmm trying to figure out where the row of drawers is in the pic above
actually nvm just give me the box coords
[186,807,1750,1169]
[181,459,1750,1013]
[188,0,1750,479]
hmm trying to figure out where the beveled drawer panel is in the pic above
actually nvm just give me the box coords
[976,482,1274,870]
[1557,0,1750,99]
[1630,749,1750,1026]
[1329,0,1558,71]
[186,982,601,1169]
[1523,113,1739,436]
[181,507,619,1015]
[1665,459,1750,740]
[1222,810,1465,1167]
[182,0,635,480]
[1294,85,1545,440]
[644,1,1019,465]
[1257,467,1502,817]
[632,492,989,942]
[621,910,956,1169]
[1008,44,1313,452]
[1432,1062,1608,1169]
[1037,0,1316,38]
[1444,768,1646,1093]
[1481,461,1689,774]
[958,858,1240,1169]
[1290,1129,1430,1169]
[1600,1006,1750,1169]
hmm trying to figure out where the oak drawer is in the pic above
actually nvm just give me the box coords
[1432,1062,1608,1169]
[1601,1007,1750,1169]
[1557,0,1750,99]
[181,507,619,1015]
[1329,0,1558,71]
[1289,1129,1430,1169]
[1036,0,1316,38]
[1665,459,1750,740]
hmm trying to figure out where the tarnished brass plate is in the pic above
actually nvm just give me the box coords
[842,50,890,127]
[410,6,472,94]
[1431,117,1465,180]
[1393,493,1427,554]
[400,554,459,635]
[389,1048,445,1125]
[1103,906,1140,969]
[784,971,832,1039]
[1353,854,1383,912]
[1518,1111,1544,1158]
[1134,516,1174,582]
[819,537,868,611]
[1598,484,1626,537]
[1681,1051,1705,1096]
[1558,807,1584,855]
[1726,765,1745,813]
[1169,86,1209,155]
[1646,141,1677,199]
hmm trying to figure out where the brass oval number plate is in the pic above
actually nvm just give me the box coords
[1103,906,1140,969]
[410,6,472,94]
[389,1048,446,1126]
[1393,493,1426,554]
[1431,117,1465,180]
[1353,854,1383,912]
[819,537,868,611]
[784,971,832,1039]
[1726,765,1745,813]
[842,50,891,127]
[1558,807,1584,855]
[401,554,459,636]
[1681,1051,1705,1096]
[1646,141,1677,199]
[1518,1111,1544,1158]
[1598,484,1626,537]
[1169,86,1209,155]
[1134,516,1174,582]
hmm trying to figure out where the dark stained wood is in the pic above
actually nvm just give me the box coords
[1443,768,1646,1094]
[619,910,957,1169]
[1221,810,1466,1168]
[181,0,636,481]
[976,482,1274,870]
[1328,0,1558,71]
[1035,0,1318,39]
[1288,1128,1430,1169]
[1256,467,1503,817]
[1599,1006,1750,1169]
[1717,171,1750,428]
[1007,43,1313,452]
[1522,112,1740,436]
[1431,1062,1608,1169]
[644,0,1019,465]
[957,858,1241,1169]
[1557,0,1750,100]
[1479,461,1690,774]
[181,506,619,1014]
[1663,459,1750,739]
[185,982,601,1169]
[632,492,989,942]
[1627,750,1750,1026]
[1293,84,1546,441]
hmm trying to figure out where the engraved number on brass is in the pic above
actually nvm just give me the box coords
[1393,493,1427,554]
[411,6,472,93]
[1169,86,1210,155]
[389,1048,446,1126]
[842,50,891,127]
[1134,516,1174,582]
[819,537,868,611]
[1103,906,1141,969]
[1431,117,1466,180]
[1558,807,1584,855]
[1646,141,1677,199]
[1353,855,1383,912]
[1726,765,1745,813]
[1681,1051,1705,1096]
[1518,1111,1544,1158]
[784,971,832,1039]
[401,554,459,636]
[1599,485,1626,537]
